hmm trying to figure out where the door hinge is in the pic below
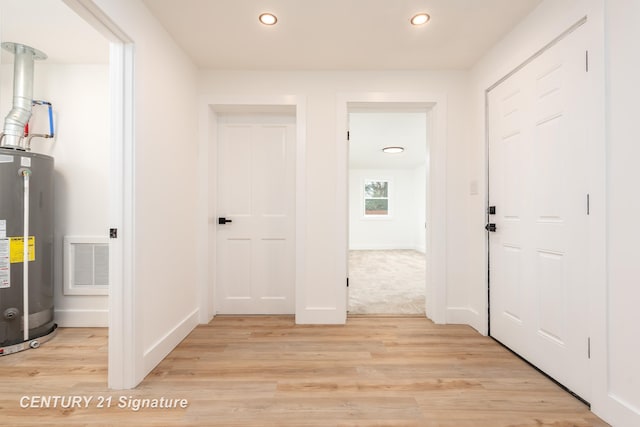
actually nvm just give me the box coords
[586,50,589,72]
[109,228,118,239]
[346,277,349,288]
[587,194,590,215]
[588,337,591,359]
[347,131,350,141]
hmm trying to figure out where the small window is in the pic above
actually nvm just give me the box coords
[364,180,389,216]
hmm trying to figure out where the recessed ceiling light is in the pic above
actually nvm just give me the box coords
[382,146,405,154]
[259,13,278,25]
[410,13,430,26]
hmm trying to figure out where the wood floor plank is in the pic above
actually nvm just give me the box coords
[0,316,609,426]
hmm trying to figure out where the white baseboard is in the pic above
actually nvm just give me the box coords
[349,245,426,251]
[592,394,640,427]
[446,306,483,333]
[54,309,109,327]
[143,308,199,375]
[296,307,346,324]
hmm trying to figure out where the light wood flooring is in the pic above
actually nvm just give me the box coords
[0,316,609,426]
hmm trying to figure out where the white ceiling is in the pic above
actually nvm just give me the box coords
[0,1,541,69]
[0,0,109,64]
[143,0,542,70]
[349,112,427,170]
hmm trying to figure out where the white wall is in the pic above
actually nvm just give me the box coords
[199,70,470,324]
[414,164,427,253]
[601,1,640,425]
[0,63,110,327]
[469,0,640,424]
[93,0,200,385]
[349,168,425,251]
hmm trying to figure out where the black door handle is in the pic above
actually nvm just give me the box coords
[218,217,233,225]
[485,223,496,232]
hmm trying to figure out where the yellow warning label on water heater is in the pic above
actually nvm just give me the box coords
[9,236,35,263]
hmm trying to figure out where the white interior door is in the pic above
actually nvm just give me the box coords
[488,25,591,399]
[216,114,295,314]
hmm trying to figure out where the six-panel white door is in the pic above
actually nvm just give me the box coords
[488,25,591,400]
[216,115,295,314]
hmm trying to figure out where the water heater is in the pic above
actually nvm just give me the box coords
[0,42,56,355]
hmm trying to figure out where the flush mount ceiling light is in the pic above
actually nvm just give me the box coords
[382,146,405,154]
[259,12,278,25]
[410,13,430,26]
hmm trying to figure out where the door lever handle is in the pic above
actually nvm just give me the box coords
[485,223,496,232]
[218,217,233,225]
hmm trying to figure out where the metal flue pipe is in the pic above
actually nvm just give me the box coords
[0,42,47,150]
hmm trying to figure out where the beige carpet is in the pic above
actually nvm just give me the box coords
[348,249,426,314]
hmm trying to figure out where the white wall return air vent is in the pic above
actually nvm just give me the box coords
[63,236,109,295]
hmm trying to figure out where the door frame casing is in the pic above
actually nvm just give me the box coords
[198,95,306,323]
[62,0,137,389]
[337,93,448,324]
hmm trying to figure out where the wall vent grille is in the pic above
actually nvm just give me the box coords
[64,236,109,295]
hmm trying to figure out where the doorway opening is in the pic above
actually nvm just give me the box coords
[337,96,446,323]
[347,109,427,314]
[1,0,135,388]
